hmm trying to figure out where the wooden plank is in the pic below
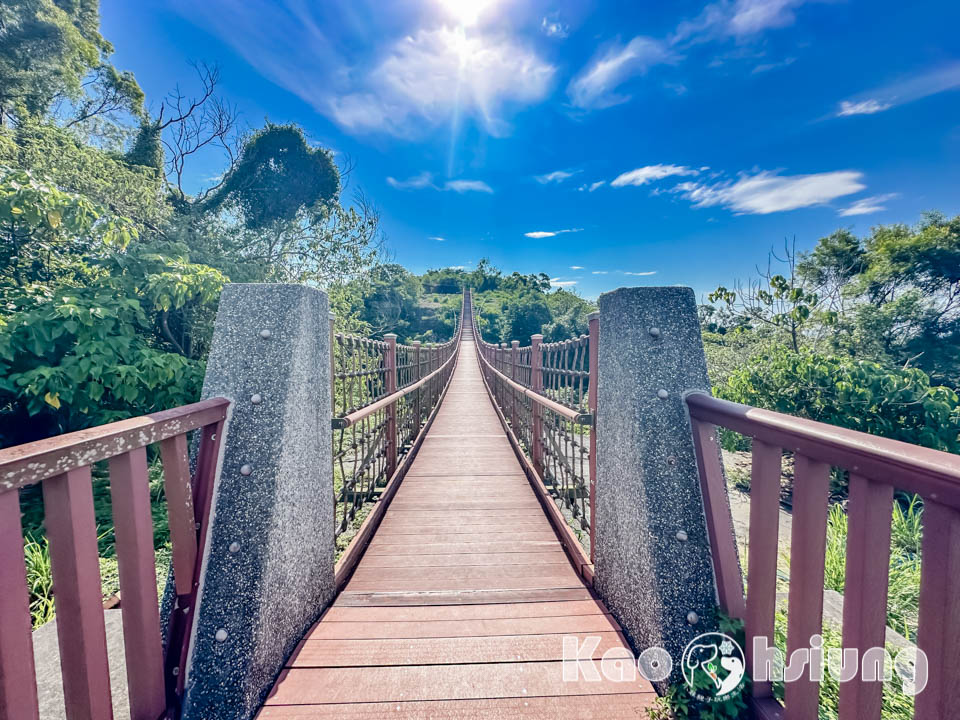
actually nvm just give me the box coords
[348,563,580,584]
[915,500,960,718]
[263,661,653,705]
[837,474,892,720]
[160,433,198,596]
[335,588,595,607]
[746,440,782,700]
[256,694,655,719]
[367,530,559,544]
[784,454,830,720]
[305,613,622,640]
[0,490,39,720]
[366,540,561,556]
[290,631,627,667]
[360,552,569,568]
[109,448,166,720]
[322,599,609,622]
[373,521,553,536]
[43,467,114,720]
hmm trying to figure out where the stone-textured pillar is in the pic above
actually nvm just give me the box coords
[181,284,334,720]
[594,286,736,689]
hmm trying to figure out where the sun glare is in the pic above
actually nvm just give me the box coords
[436,0,498,27]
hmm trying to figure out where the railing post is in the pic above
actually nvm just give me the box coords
[510,340,519,428]
[384,334,398,478]
[593,287,731,691]
[412,340,422,429]
[531,334,544,474]
[587,311,599,566]
[180,284,334,718]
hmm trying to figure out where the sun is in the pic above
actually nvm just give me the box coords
[436,0,498,27]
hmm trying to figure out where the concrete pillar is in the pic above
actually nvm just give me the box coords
[593,286,737,689]
[181,284,334,720]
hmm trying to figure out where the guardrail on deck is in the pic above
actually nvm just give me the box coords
[686,391,960,720]
[474,305,598,569]
[330,294,464,585]
[0,397,230,720]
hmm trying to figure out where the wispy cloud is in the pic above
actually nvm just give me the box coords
[592,270,609,275]
[535,169,579,184]
[752,56,796,73]
[611,164,700,187]
[673,0,822,45]
[524,228,584,239]
[550,278,578,287]
[541,16,569,39]
[570,265,584,270]
[429,236,446,242]
[835,62,960,118]
[388,173,492,194]
[837,99,891,116]
[567,36,675,109]
[445,179,493,194]
[673,169,866,214]
[624,271,657,276]
[578,181,607,192]
[838,193,899,216]
[387,171,434,190]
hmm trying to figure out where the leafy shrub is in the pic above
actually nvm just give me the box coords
[719,348,960,454]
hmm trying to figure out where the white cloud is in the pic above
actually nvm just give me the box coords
[535,170,579,184]
[624,271,657,276]
[524,228,584,239]
[837,99,891,116]
[550,278,578,287]
[836,62,960,118]
[570,265,584,270]
[329,28,555,137]
[589,181,606,192]
[567,36,675,109]
[674,0,821,45]
[673,169,866,214]
[838,193,899,216]
[445,179,493,194]
[611,164,700,187]
[592,270,609,275]
[430,236,447,242]
[387,171,434,190]
[541,17,569,39]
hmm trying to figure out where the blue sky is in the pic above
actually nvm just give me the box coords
[102,0,960,299]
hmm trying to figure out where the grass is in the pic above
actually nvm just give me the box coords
[19,456,173,628]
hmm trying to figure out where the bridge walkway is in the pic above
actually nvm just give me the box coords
[257,329,655,718]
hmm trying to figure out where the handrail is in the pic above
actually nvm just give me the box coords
[332,349,460,429]
[0,397,230,492]
[476,349,592,425]
[685,391,960,506]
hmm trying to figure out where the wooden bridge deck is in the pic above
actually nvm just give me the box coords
[257,333,656,718]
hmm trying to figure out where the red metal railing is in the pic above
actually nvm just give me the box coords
[686,391,960,720]
[0,397,229,720]
[474,308,598,564]
[330,303,462,555]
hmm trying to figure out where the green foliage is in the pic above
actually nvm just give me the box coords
[0,0,143,123]
[718,348,960,454]
[124,120,164,171]
[0,121,168,228]
[203,124,339,230]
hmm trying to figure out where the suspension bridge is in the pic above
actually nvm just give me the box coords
[1,286,958,720]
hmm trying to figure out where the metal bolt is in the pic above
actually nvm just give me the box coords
[240,464,252,476]
[229,542,241,553]
[686,611,699,625]
[251,393,263,405]
[259,329,272,339]
[676,530,688,542]
[172,667,180,676]
[666,456,677,467]
[657,389,669,400]
[215,628,228,642]
[649,327,661,337]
